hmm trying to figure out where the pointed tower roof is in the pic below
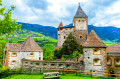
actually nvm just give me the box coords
[83,30,106,47]
[21,36,42,52]
[57,21,63,28]
[74,5,87,18]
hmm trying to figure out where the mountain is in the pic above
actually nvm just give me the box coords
[18,22,57,39]
[18,22,120,42]
[65,24,120,42]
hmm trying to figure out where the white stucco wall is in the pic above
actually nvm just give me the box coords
[8,51,43,69]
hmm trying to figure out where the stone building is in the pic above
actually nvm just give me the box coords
[55,5,108,75]
[106,44,120,74]
[3,36,43,69]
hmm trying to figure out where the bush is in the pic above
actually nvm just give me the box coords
[0,66,10,77]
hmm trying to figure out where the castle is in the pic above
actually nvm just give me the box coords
[2,4,120,76]
[55,5,120,75]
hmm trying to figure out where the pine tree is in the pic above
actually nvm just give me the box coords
[60,32,83,58]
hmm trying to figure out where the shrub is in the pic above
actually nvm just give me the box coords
[0,66,10,77]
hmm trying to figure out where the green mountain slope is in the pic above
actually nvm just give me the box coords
[0,30,57,60]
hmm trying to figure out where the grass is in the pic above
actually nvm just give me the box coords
[103,41,116,46]
[2,74,114,79]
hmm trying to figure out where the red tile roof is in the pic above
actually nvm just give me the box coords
[106,44,120,53]
[83,30,106,47]
[6,36,42,52]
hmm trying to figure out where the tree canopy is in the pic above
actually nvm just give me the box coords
[54,32,83,59]
[0,0,21,35]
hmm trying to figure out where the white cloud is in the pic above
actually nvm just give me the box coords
[46,0,88,25]
[90,0,120,28]
[2,0,120,28]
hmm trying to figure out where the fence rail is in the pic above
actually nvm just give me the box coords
[44,69,120,77]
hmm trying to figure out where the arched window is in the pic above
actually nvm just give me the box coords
[93,58,101,66]
[29,53,34,57]
[11,52,17,57]
[11,60,16,65]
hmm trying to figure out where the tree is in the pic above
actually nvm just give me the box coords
[72,50,81,61]
[0,0,21,35]
[54,32,83,59]
[43,48,54,60]
[61,32,83,55]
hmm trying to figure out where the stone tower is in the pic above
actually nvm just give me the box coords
[73,5,88,31]
[73,5,88,45]
[57,21,64,47]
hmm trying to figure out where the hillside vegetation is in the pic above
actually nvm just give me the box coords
[0,30,57,60]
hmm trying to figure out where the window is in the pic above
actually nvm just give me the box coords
[39,57,41,60]
[36,63,39,67]
[93,58,101,66]
[93,48,101,55]
[66,64,71,68]
[59,64,64,68]
[114,58,120,67]
[43,63,47,67]
[60,28,63,30]
[11,60,16,65]
[80,36,82,39]
[78,20,80,22]
[107,57,112,66]
[25,62,28,64]
[39,52,41,56]
[11,52,17,57]
[64,36,66,39]
[51,64,55,68]
[30,53,34,57]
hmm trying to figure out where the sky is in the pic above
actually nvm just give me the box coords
[2,0,120,28]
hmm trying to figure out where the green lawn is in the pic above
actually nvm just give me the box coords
[2,74,114,79]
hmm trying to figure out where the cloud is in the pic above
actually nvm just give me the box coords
[2,0,120,28]
[90,0,120,27]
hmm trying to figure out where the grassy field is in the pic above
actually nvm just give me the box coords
[2,74,114,79]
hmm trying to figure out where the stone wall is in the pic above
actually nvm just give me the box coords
[83,47,107,76]
[57,27,73,47]
[73,17,88,31]
[21,59,84,71]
